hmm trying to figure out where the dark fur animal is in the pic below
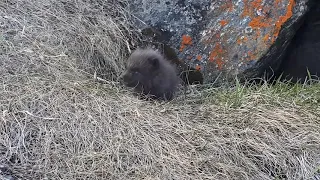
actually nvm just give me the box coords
[121,48,179,100]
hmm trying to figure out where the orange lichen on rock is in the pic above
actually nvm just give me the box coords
[247,51,257,60]
[241,0,295,44]
[250,0,262,10]
[195,64,201,71]
[263,33,270,42]
[209,43,225,70]
[179,35,192,52]
[220,20,228,27]
[249,16,272,28]
[237,38,242,44]
[272,0,295,42]
[220,0,234,12]
[242,0,295,42]
[241,0,250,17]
[196,55,202,61]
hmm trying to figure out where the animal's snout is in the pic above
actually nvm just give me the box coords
[118,71,131,85]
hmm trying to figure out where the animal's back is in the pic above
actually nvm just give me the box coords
[152,60,179,100]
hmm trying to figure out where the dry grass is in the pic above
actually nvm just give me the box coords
[1,0,320,180]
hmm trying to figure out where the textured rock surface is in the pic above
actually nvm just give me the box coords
[276,1,320,82]
[129,0,314,84]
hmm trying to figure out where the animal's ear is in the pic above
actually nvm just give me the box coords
[149,57,159,69]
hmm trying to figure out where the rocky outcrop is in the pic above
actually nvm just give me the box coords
[276,1,320,83]
[129,0,315,84]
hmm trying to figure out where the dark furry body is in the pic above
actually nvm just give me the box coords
[121,48,179,100]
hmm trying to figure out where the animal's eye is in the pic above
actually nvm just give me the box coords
[133,71,140,75]
[130,68,140,75]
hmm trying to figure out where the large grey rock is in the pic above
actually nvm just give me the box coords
[129,0,314,84]
[275,1,320,83]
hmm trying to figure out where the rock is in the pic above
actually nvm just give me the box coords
[129,0,314,84]
[275,1,320,83]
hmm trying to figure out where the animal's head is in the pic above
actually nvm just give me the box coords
[120,49,162,90]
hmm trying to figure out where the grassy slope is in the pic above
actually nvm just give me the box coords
[1,0,320,179]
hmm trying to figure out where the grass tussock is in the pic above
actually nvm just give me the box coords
[1,0,320,180]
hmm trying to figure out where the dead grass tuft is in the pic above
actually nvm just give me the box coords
[1,0,140,81]
[1,0,320,180]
